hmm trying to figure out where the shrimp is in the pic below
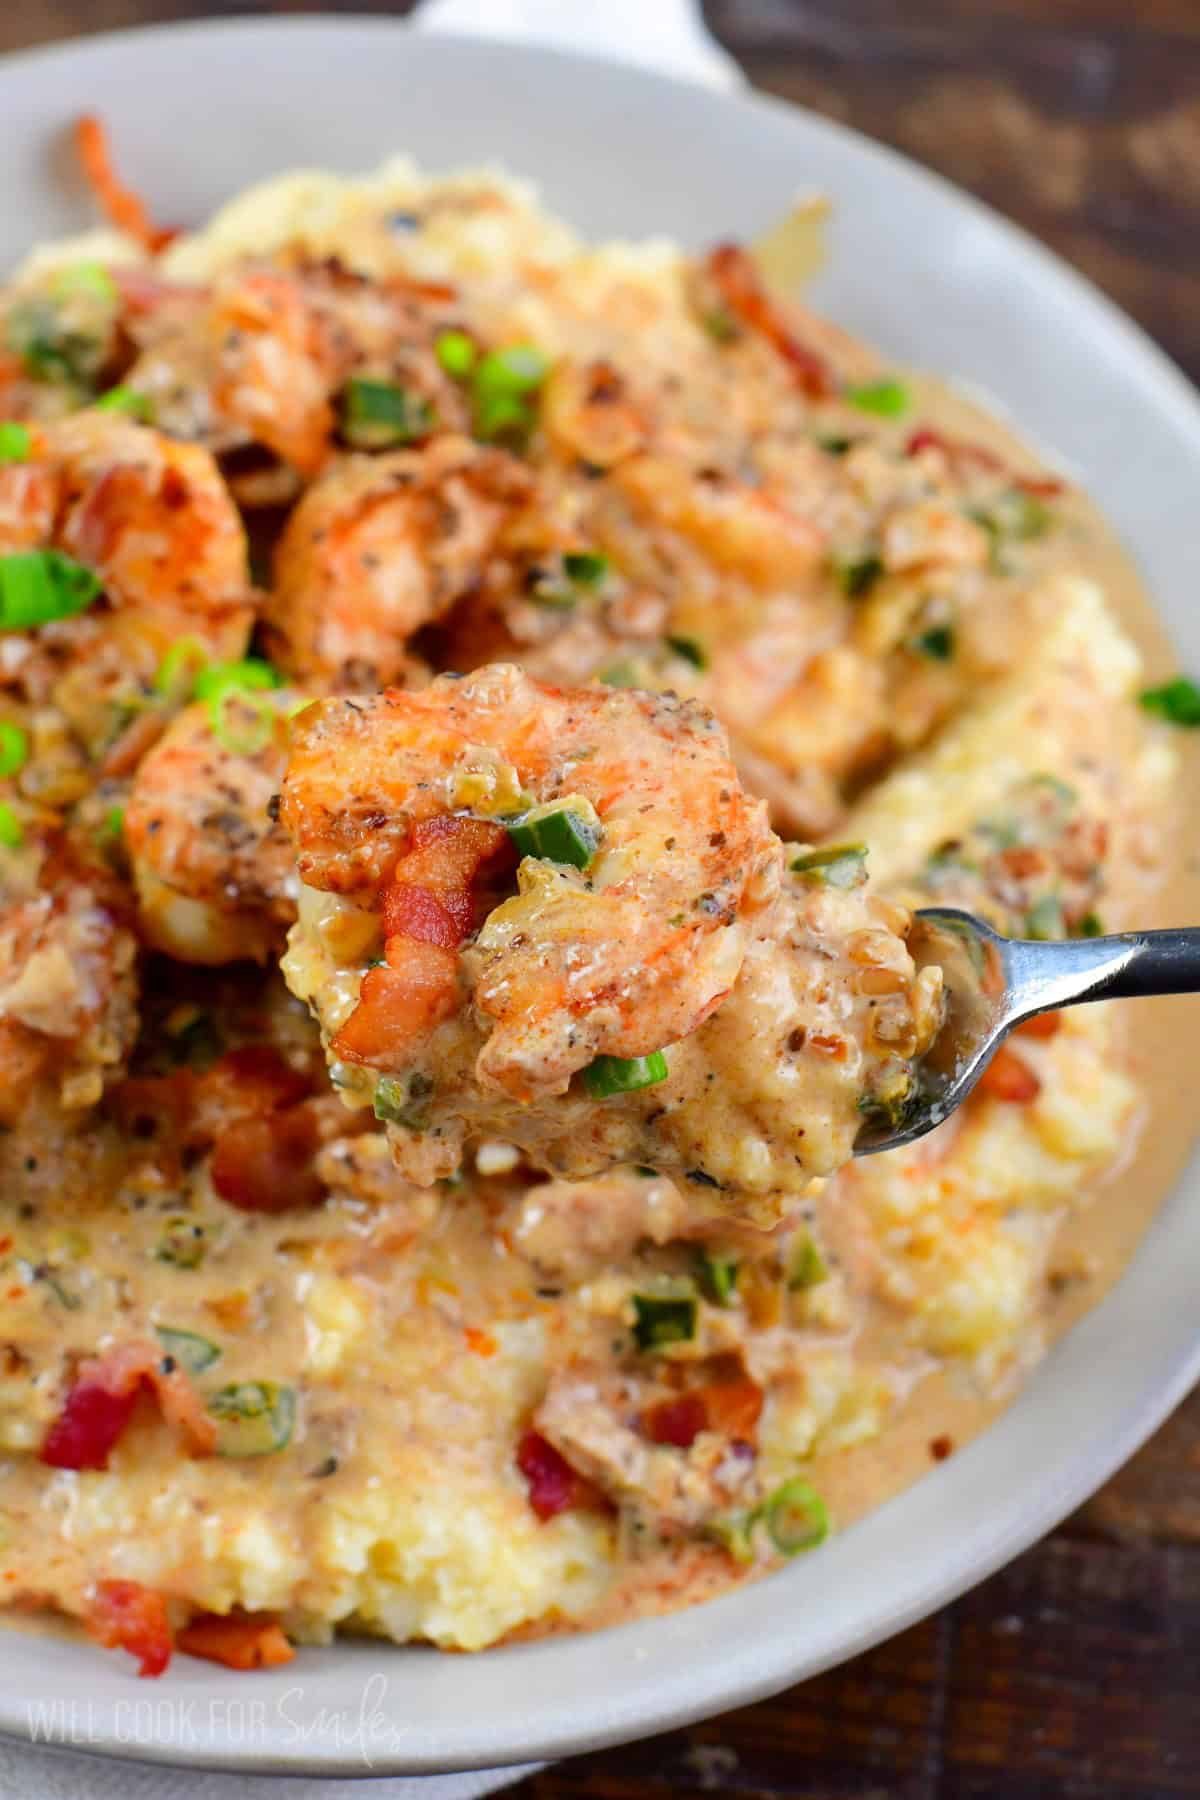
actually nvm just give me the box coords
[265,436,533,690]
[124,691,298,964]
[0,821,138,1124]
[280,665,942,1214]
[0,412,253,770]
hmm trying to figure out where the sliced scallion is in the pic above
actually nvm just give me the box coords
[52,261,118,305]
[1139,677,1200,727]
[0,721,28,778]
[154,635,209,699]
[696,1251,739,1307]
[1024,894,1065,941]
[156,1216,206,1269]
[340,377,434,449]
[563,550,608,588]
[195,659,281,754]
[830,551,883,599]
[0,422,30,464]
[598,660,640,689]
[790,843,868,889]
[93,384,154,422]
[155,1326,222,1374]
[665,635,708,671]
[1075,911,1104,939]
[845,376,910,418]
[763,1477,829,1555]
[911,623,955,661]
[584,1051,668,1099]
[209,1381,296,1457]
[506,799,600,870]
[0,549,101,631]
[787,1235,828,1291]
[0,802,22,848]
[632,1291,697,1350]
[434,329,477,379]
[373,1071,433,1130]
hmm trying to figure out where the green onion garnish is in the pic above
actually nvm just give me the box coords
[696,1251,739,1307]
[155,1326,222,1374]
[156,1216,206,1268]
[0,802,22,848]
[762,1477,829,1555]
[209,1381,296,1457]
[100,804,125,842]
[790,843,869,889]
[830,551,883,599]
[845,377,910,418]
[471,345,549,443]
[195,659,281,755]
[787,1235,828,1290]
[0,423,30,464]
[1075,911,1104,939]
[972,489,1050,548]
[1139,677,1200,727]
[598,660,640,689]
[51,261,117,305]
[372,1071,433,1130]
[665,635,708,671]
[507,801,600,871]
[434,329,477,378]
[0,721,28,778]
[154,636,210,700]
[584,1051,669,1098]
[194,658,279,703]
[93,384,154,422]
[1024,894,1065,941]
[474,392,533,443]
[340,377,434,450]
[563,551,608,588]
[701,308,738,344]
[911,623,955,661]
[0,549,101,630]
[632,1291,697,1350]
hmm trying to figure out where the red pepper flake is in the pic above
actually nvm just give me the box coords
[86,1580,173,1678]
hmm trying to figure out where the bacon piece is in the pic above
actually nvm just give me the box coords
[642,1375,763,1450]
[74,115,176,252]
[516,1430,605,1522]
[331,942,461,1068]
[641,1392,708,1450]
[41,1342,216,1470]
[976,1044,1041,1104]
[177,1611,294,1671]
[706,243,836,398]
[211,1101,326,1213]
[87,1581,174,1678]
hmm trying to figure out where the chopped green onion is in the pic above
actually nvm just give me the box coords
[1024,894,1065,941]
[632,1291,697,1350]
[972,489,1050,548]
[51,261,117,305]
[195,660,281,754]
[0,549,101,630]
[93,384,154,422]
[154,636,210,699]
[598,660,641,689]
[0,803,22,848]
[373,1071,433,1130]
[845,376,910,418]
[1139,677,1200,727]
[165,1006,220,1067]
[787,1235,828,1290]
[156,1216,206,1269]
[0,422,30,464]
[830,551,883,599]
[156,1326,222,1374]
[506,800,600,870]
[563,551,608,588]
[209,1381,296,1457]
[790,843,869,889]
[762,1477,829,1555]
[1075,911,1104,939]
[434,329,477,378]
[0,721,28,778]
[701,307,738,344]
[817,434,855,456]
[697,1251,739,1307]
[665,635,708,671]
[911,623,955,661]
[474,392,534,444]
[584,1051,668,1099]
[474,345,550,399]
[340,377,434,450]
[706,1512,756,1563]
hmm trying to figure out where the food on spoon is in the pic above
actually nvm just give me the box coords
[280,664,943,1212]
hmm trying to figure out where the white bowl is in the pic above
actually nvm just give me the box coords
[3,17,1199,1778]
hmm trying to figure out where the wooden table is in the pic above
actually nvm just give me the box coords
[3,2,1198,1792]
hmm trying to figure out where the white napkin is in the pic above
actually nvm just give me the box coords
[3,4,741,1795]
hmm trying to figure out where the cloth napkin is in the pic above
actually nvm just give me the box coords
[2,3,742,1796]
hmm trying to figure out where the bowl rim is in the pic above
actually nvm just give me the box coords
[1,15,1198,1778]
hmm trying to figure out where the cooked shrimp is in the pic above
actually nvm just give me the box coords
[265,436,532,689]
[0,822,138,1124]
[0,412,253,769]
[124,690,298,964]
[280,665,941,1213]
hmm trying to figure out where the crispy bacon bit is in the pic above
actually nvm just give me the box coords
[41,1342,216,1470]
[706,243,836,398]
[1015,1010,1062,1041]
[516,1429,603,1522]
[211,1101,325,1213]
[641,1375,763,1450]
[905,427,1065,497]
[177,1610,295,1671]
[334,816,513,1071]
[87,1581,173,1678]
[74,115,176,252]
[977,1044,1041,1104]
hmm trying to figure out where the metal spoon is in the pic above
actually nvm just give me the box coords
[855,908,1200,1156]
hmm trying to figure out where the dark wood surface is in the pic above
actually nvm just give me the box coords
[2,2,1197,1793]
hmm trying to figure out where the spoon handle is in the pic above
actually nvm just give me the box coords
[1007,927,1200,1019]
